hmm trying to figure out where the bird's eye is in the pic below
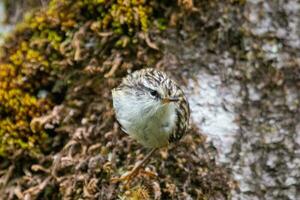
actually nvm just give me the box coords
[150,90,159,98]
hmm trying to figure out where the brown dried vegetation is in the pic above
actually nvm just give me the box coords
[0,0,234,199]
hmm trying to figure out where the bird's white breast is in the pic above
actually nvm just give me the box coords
[112,89,177,148]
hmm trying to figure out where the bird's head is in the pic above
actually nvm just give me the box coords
[127,69,183,109]
[112,68,189,119]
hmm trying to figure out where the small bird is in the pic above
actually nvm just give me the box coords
[111,68,190,183]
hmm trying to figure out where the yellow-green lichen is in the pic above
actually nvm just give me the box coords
[46,0,153,34]
[0,63,51,156]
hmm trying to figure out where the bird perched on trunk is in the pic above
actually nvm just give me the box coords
[111,68,190,183]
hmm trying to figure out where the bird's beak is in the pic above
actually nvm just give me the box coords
[162,97,180,104]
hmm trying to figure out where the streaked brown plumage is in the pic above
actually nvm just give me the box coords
[112,68,190,147]
[111,68,190,183]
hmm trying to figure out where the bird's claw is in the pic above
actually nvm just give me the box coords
[111,168,157,186]
[139,169,157,178]
[111,169,139,187]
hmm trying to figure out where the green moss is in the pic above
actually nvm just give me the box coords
[0,65,50,153]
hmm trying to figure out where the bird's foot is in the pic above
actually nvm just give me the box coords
[111,166,157,186]
[111,168,139,184]
[139,168,157,179]
[111,160,143,185]
[111,149,158,186]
